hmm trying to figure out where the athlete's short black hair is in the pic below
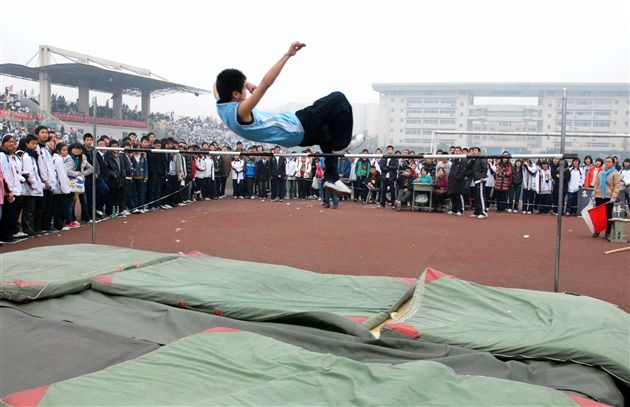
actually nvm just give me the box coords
[216,69,246,103]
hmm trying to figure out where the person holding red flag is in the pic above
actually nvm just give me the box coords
[592,157,621,240]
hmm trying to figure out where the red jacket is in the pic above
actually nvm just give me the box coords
[494,163,513,192]
[583,166,600,188]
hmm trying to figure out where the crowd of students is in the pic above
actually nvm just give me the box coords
[0,125,628,244]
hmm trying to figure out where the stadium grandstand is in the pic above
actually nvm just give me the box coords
[0,45,239,144]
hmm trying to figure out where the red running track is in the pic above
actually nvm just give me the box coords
[2,199,628,312]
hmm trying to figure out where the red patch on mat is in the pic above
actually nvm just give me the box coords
[91,274,114,285]
[201,327,240,333]
[383,323,421,339]
[2,384,50,407]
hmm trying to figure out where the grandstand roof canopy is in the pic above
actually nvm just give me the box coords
[0,63,210,97]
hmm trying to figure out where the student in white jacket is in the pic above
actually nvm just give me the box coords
[619,158,630,208]
[195,155,208,200]
[16,135,44,236]
[566,158,584,216]
[51,143,72,230]
[203,154,215,199]
[536,161,554,214]
[485,159,496,210]
[286,157,298,199]
[522,159,538,214]
[230,156,245,198]
[34,126,57,232]
[0,135,24,241]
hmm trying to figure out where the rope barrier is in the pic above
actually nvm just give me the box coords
[94,146,579,161]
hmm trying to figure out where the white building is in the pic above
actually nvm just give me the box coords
[372,83,630,154]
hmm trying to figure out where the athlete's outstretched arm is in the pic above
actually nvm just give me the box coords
[237,41,305,122]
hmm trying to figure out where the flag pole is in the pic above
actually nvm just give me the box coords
[554,88,567,293]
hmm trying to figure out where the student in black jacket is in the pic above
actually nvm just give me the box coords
[146,139,167,208]
[447,147,468,216]
[470,147,488,218]
[255,156,271,199]
[378,145,398,207]
[103,140,125,215]
[269,146,287,201]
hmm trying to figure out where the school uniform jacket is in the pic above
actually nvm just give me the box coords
[52,154,71,194]
[17,150,43,196]
[0,150,24,197]
[36,144,57,191]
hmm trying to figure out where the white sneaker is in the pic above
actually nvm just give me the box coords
[447,211,454,215]
[506,209,512,213]
[455,212,463,217]
[334,133,365,153]
[132,209,141,214]
[477,214,487,219]
[323,180,351,195]
[13,231,28,238]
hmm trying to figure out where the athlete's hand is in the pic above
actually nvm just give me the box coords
[286,42,306,57]
[245,82,257,94]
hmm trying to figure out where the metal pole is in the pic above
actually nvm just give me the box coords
[92,96,97,137]
[554,88,567,293]
[430,131,436,153]
[91,96,97,244]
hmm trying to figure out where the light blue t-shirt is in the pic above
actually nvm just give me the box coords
[216,102,304,147]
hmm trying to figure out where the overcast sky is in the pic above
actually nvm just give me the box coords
[1,0,629,118]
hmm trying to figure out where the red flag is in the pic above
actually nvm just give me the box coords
[587,203,608,234]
